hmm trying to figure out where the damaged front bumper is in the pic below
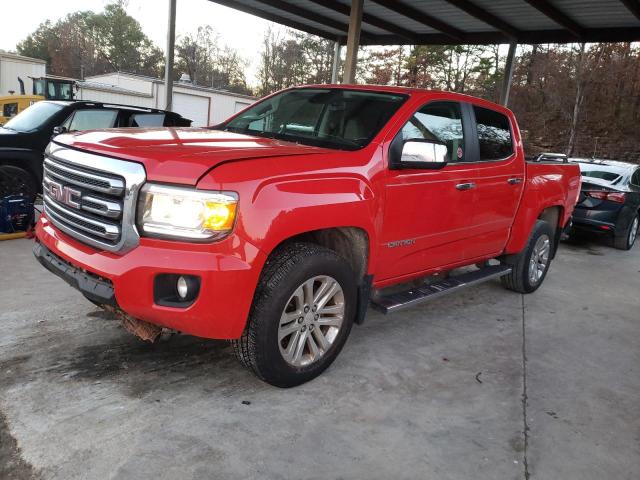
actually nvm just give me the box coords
[33,241,163,341]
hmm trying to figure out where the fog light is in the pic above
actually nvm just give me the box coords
[154,274,201,308]
[177,276,188,299]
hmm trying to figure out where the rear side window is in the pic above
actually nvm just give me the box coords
[473,106,513,161]
[401,101,465,163]
[130,113,166,127]
[66,109,118,131]
[631,169,640,187]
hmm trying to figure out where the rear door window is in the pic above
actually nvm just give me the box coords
[473,106,513,161]
[67,109,118,131]
[129,113,166,127]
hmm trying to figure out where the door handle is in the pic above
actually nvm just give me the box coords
[455,182,476,191]
[507,178,523,185]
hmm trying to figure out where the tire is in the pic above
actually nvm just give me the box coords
[231,242,356,387]
[0,165,38,201]
[613,214,639,251]
[501,220,555,294]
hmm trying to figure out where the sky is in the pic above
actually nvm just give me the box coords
[0,0,275,85]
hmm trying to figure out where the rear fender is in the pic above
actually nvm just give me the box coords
[504,163,580,255]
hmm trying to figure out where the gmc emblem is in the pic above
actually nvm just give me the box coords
[47,181,81,209]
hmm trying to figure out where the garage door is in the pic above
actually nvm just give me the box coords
[173,93,209,127]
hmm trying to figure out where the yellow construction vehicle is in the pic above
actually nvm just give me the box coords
[0,75,75,125]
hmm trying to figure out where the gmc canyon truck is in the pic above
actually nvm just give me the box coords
[34,86,581,387]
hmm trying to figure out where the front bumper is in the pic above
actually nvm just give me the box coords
[34,241,116,306]
[35,215,267,339]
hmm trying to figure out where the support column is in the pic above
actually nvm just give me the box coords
[164,0,177,110]
[342,0,363,84]
[331,41,341,84]
[500,41,517,107]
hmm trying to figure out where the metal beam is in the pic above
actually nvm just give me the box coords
[308,0,422,43]
[208,0,337,40]
[500,42,517,106]
[441,0,520,39]
[253,0,352,34]
[343,0,363,84]
[331,41,341,83]
[620,0,640,21]
[354,27,640,46]
[164,0,177,110]
[523,0,584,38]
[369,0,465,42]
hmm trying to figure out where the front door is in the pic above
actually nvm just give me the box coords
[377,101,478,281]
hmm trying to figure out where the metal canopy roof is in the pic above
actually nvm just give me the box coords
[210,0,640,44]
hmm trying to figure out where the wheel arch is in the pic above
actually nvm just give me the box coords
[267,226,370,282]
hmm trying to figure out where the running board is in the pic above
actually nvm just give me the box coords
[370,265,512,314]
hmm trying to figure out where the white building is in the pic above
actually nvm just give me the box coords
[0,52,46,95]
[78,72,255,126]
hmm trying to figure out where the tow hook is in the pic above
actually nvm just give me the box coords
[103,305,162,342]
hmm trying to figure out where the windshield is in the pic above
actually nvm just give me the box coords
[3,101,64,132]
[219,88,408,150]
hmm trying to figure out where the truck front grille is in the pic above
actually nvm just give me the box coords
[42,144,146,254]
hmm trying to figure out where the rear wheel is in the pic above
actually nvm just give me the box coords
[501,220,555,293]
[614,214,638,250]
[232,243,356,387]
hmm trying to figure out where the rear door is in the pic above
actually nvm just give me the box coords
[465,103,524,257]
[377,100,479,281]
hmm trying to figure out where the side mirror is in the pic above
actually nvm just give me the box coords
[392,139,448,170]
[52,126,67,136]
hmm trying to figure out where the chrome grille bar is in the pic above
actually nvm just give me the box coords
[44,195,120,240]
[44,157,124,195]
[82,195,122,219]
[43,143,146,254]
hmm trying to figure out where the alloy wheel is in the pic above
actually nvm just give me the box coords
[529,234,551,285]
[278,275,345,367]
[629,216,639,247]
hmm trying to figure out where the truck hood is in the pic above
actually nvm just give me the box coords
[53,127,333,185]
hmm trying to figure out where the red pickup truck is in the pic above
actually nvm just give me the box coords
[34,85,580,387]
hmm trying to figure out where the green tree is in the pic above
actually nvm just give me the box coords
[17,1,163,78]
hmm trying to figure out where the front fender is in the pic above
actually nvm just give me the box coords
[198,162,380,273]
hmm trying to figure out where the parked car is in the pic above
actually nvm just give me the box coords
[568,159,640,250]
[33,85,581,387]
[0,100,191,200]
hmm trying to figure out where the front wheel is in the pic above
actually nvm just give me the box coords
[501,220,555,294]
[0,165,38,201]
[232,243,356,387]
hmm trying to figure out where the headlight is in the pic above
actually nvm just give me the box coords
[137,184,238,241]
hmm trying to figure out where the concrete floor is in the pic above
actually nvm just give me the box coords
[0,237,638,480]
